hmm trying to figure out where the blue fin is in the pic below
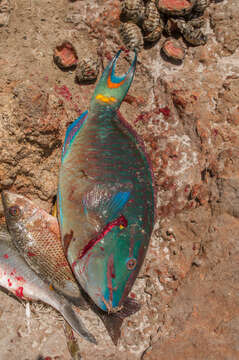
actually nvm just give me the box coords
[61,111,88,161]
[82,187,131,221]
[99,191,131,221]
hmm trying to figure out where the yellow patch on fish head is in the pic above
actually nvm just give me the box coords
[95,94,116,104]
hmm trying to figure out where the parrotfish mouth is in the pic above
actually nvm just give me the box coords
[72,214,128,269]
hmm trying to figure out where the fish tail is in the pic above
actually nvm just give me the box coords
[60,302,97,344]
[90,50,137,112]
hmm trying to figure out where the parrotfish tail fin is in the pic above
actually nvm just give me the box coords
[90,297,140,345]
[118,296,141,318]
[97,310,123,345]
[90,50,137,113]
[60,303,97,344]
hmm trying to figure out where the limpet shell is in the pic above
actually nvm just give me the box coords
[142,0,161,33]
[142,0,163,42]
[144,25,163,42]
[119,22,144,51]
[182,26,207,45]
[54,41,78,70]
[156,0,196,16]
[193,0,210,15]
[76,56,100,83]
[161,38,185,62]
[121,0,145,25]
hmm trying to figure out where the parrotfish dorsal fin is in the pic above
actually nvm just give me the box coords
[61,110,88,161]
[90,50,137,113]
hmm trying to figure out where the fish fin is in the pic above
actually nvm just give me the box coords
[97,310,123,345]
[0,229,11,242]
[101,190,131,220]
[95,297,140,345]
[62,110,88,161]
[90,50,137,113]
[51,201,58,217]
[83,186,132,222]
[60,302,97,344]
[118,296,141,318]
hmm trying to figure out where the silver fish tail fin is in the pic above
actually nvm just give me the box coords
[90,50,137,113]
[60,302,97,344]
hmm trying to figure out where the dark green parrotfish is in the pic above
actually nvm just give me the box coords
[58,50,155,313]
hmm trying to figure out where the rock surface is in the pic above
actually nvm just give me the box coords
[0,0,239,359]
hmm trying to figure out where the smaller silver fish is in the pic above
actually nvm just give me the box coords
[0,230,97,344]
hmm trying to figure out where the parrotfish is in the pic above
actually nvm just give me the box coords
[0,229,97,344]
[1,191,88,309]
[58,50,155,312]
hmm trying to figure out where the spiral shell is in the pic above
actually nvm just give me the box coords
[76,56,100,83]
[119,22,144,51]
[121,0,145,24]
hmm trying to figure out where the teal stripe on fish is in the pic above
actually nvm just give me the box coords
[62,110,88,161]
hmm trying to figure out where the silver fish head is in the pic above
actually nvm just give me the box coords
[1,191,39,235]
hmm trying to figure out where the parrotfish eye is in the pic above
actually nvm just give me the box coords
[9,205,21,217]
[127,258,137,271]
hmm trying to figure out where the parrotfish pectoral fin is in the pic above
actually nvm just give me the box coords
[101,191,131,221]
[61,303,97,344]
[90,50,137,113]
[62,110,88,161]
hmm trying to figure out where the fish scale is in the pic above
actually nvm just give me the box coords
[0,230,96,344]
[1,192,88,308]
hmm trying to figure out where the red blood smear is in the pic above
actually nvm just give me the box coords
[130,292,136,299]
[27,251,36,257]
[79,215,128,260]
[15,287,24,298]
[155,106,170,117]
[8,279,12,287]
[16,276,25,282]
[3,254,9,259]
[54,85,72,101]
